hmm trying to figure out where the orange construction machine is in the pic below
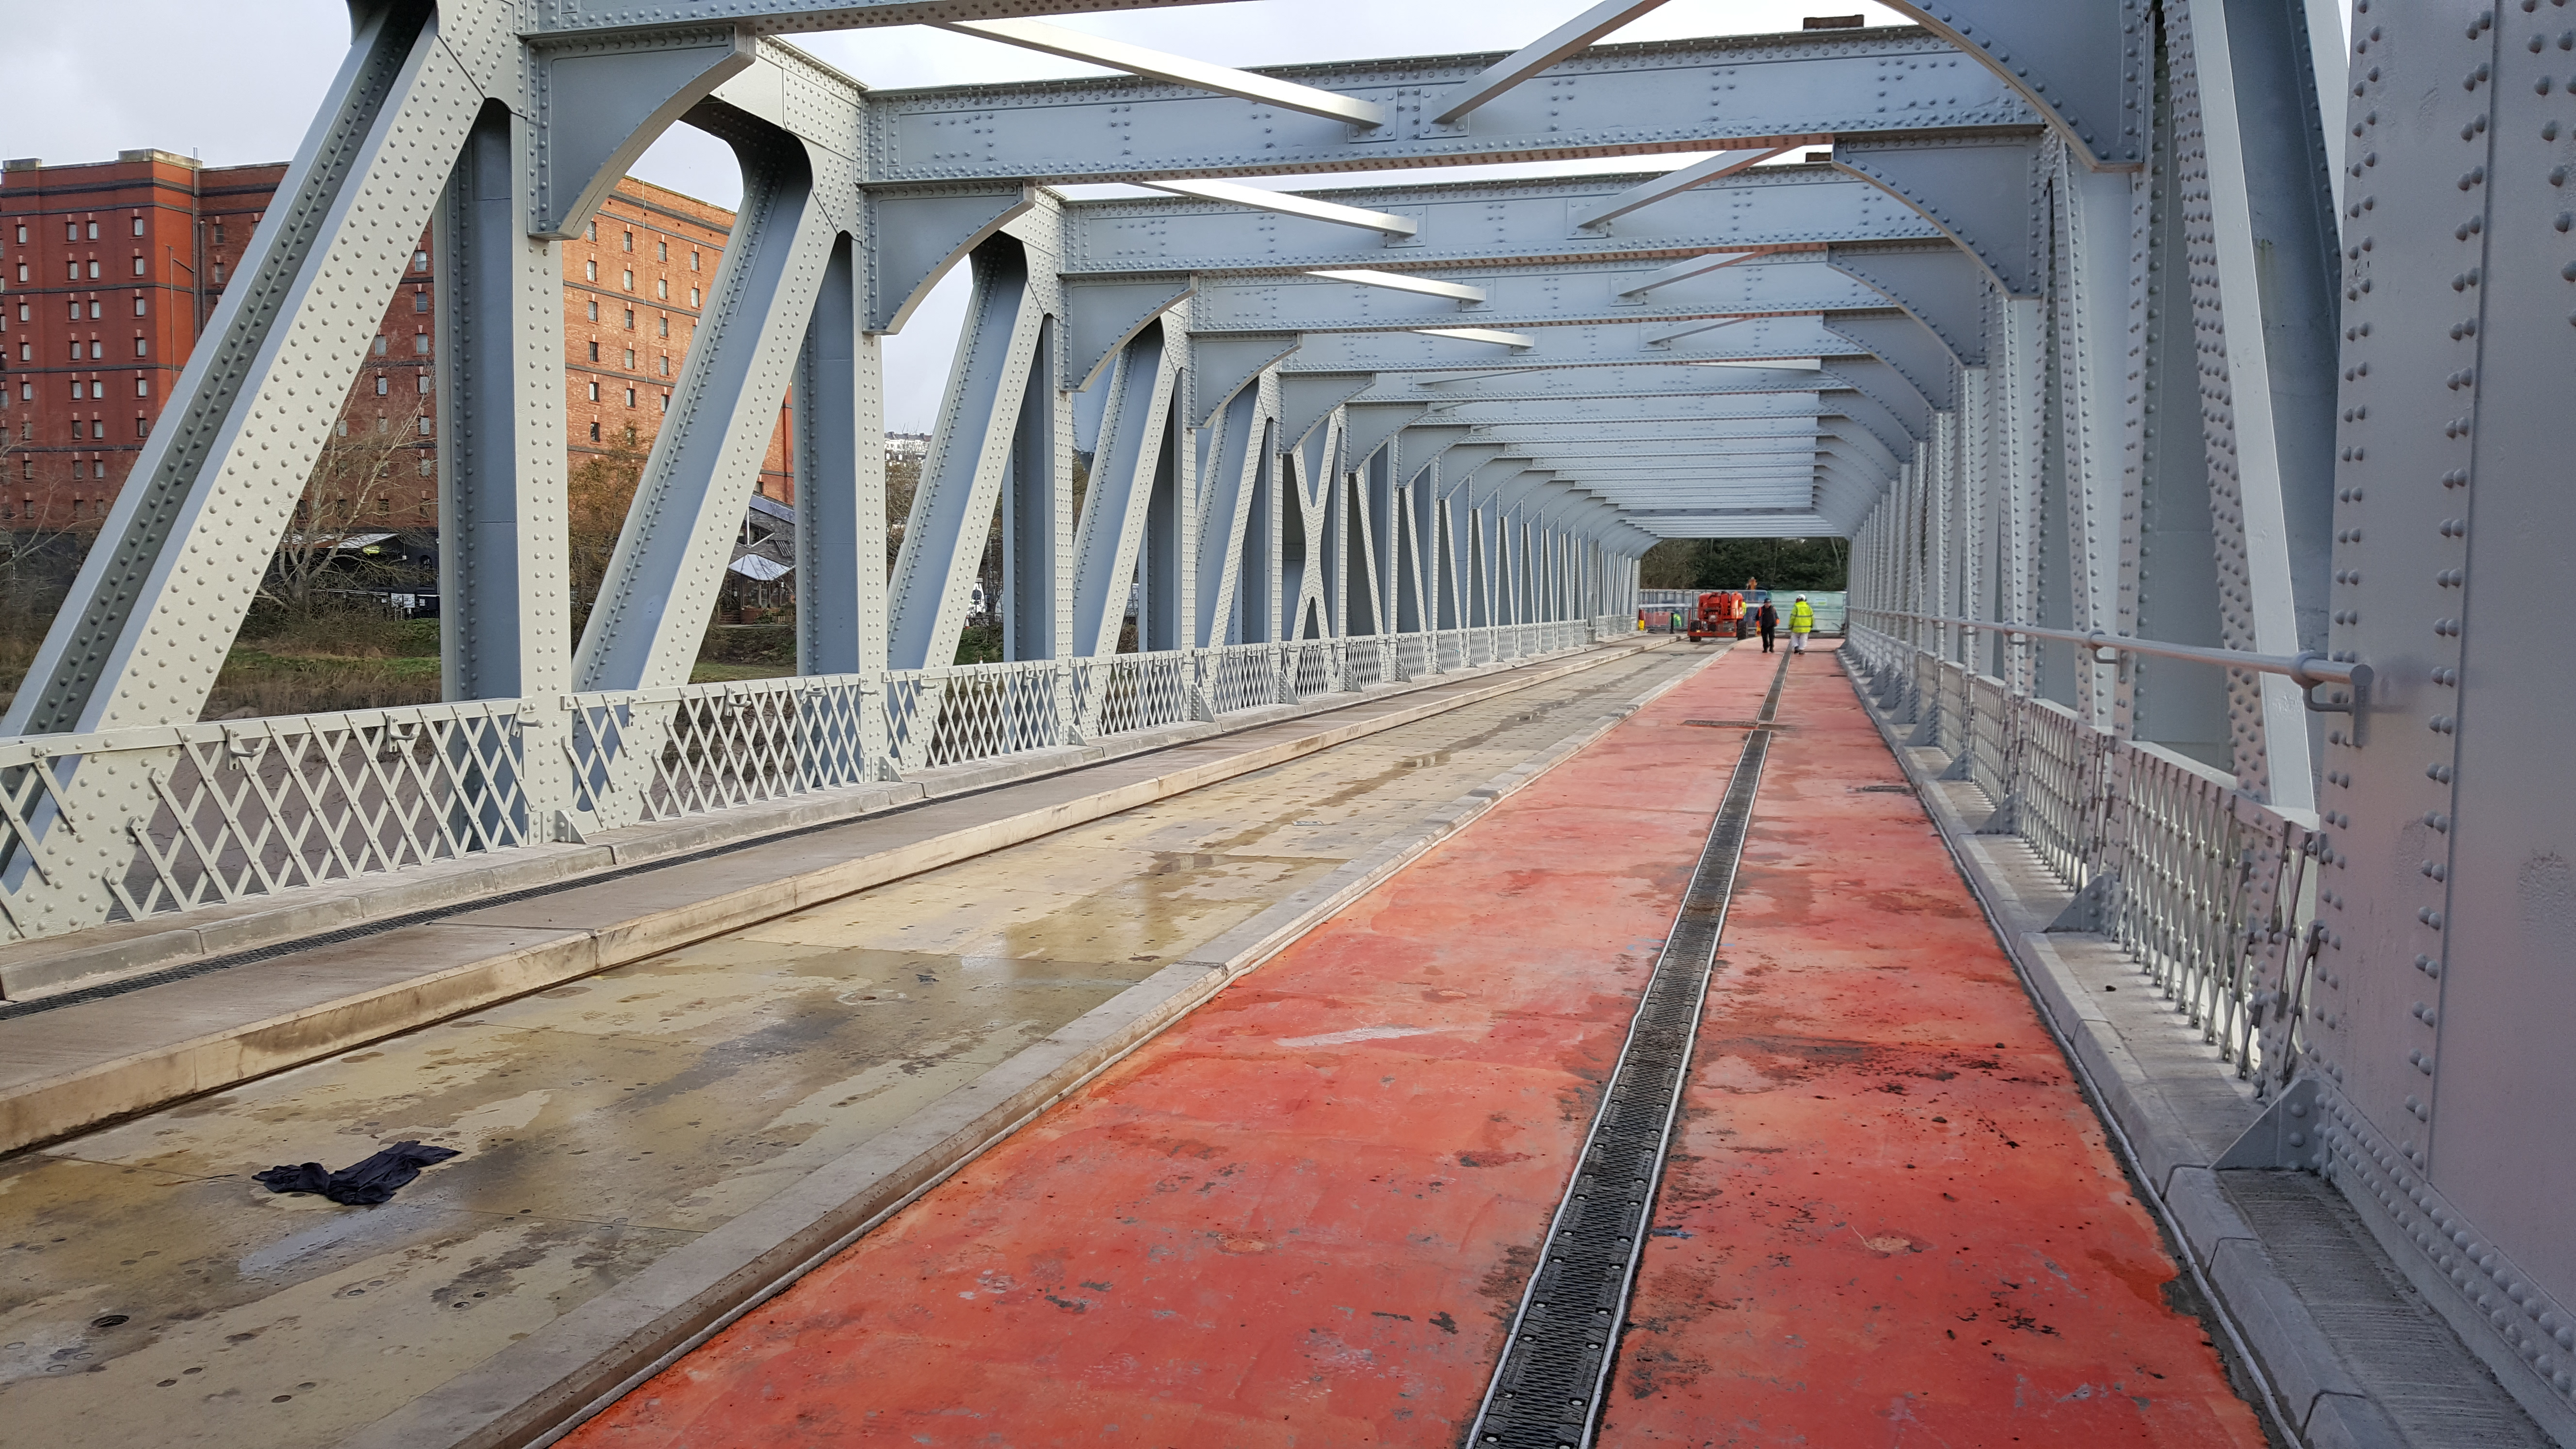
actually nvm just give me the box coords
[1686,590,1744,642]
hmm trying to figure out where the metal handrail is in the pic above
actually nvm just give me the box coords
[1852,609,2370,700]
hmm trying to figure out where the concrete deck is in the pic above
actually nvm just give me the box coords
[554,644,2266,1448]
[0,644,1652,1157]
[0,644,1707,1449]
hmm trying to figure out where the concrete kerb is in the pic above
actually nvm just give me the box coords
[0,645,1620,1003]
[0,643,1666,1158]
[1837,659,2364,1449]
[338,644,1727,1449]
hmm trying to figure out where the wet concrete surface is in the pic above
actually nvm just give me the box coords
[547,643,1767,1448]
[0,647,1698,1449]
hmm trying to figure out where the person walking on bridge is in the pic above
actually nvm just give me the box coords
[1788,594,1815,655]
[1755,598,1779,653]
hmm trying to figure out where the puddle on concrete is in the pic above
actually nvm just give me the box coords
[0,650,1695,1449]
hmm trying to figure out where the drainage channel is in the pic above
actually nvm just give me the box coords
[1464,650,1788,1449]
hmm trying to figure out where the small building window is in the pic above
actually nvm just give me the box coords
[657,315,669,338]
[586,299,599,322]
[587,340,599,362]
[414,332,429,354]
[134,375,148,396]
[131,255,145,276]
[689,288,700,307]
[589,421,601,441]
[624,387,636,407]
[374,335,389,354]
[621,269,633,291]
[415,458,433,477]
[655,277,667,300]
[132,293,146,316]
[91,419,106,439]
[584,259,597,281]
[209,262,220,284]
[623,347,635,369]
[413,290,429,313]
[658,356,669,376]
[689,251,700,271]
[585,221,596,242]
[622,231,634,252]
[414,250,429,272]
[587,381,599,402]
[375,374,389,395]
[135,414,148,436]
[131,216,144,237]
[91,340,104,359]
[85,220,98,239]
[134,337,147,357]
[659,392,670,412]
[418,416,433,435]
[623,309,635,330]
[416,373,430,394]
[656,241,668,261]
[418,497,433,516]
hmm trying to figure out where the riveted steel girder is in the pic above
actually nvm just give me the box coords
[1876,1,2152,170]
[1829,240,1993,366]
[1057,167,1944,276]
[7,1,491,736]
[530,0,1227,39]
[866,30,2039,185]
[1278,317,1852,373]
[578,105,845,692]
[1186,258,1890,335]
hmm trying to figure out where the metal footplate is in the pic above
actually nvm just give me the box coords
[1464,652,1786,1448]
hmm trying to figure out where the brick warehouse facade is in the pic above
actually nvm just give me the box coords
[0,150,788,531]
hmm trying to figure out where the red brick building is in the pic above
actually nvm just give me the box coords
[0,151,787,531]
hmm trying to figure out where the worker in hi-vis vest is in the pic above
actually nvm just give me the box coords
[1788,595,1815,654]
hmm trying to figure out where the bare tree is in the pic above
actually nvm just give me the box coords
[566,443,647,637]
[268,401,429,610]
[0,433,106,624]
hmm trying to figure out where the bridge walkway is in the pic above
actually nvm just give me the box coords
[0,645,1698,1449]
[561,644,2268,1448]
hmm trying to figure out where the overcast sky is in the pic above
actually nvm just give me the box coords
[1,1,2342,429]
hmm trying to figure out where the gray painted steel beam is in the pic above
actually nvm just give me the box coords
[531,0,1230,38]
[578,110,843,692]
[867,30,2039,185]
[1058,166,1943,275]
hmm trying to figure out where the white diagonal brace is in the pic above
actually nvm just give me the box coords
[1571,146,1797,229]
[1428,0,1674,126]
[1414,326,1535,349]
[1643,315,1748,348]
[1304,269,1487,304]
[1139,179,1418,236]
[938,18,1385,127]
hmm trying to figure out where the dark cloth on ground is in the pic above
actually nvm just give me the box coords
[254,1142,460,1206]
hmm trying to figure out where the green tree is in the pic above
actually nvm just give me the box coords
[1638,536,1848,592]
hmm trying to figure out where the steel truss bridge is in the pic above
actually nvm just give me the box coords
[3,0,2572,1444]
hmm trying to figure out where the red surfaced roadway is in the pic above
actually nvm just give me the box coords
[563,644,2265,1448]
